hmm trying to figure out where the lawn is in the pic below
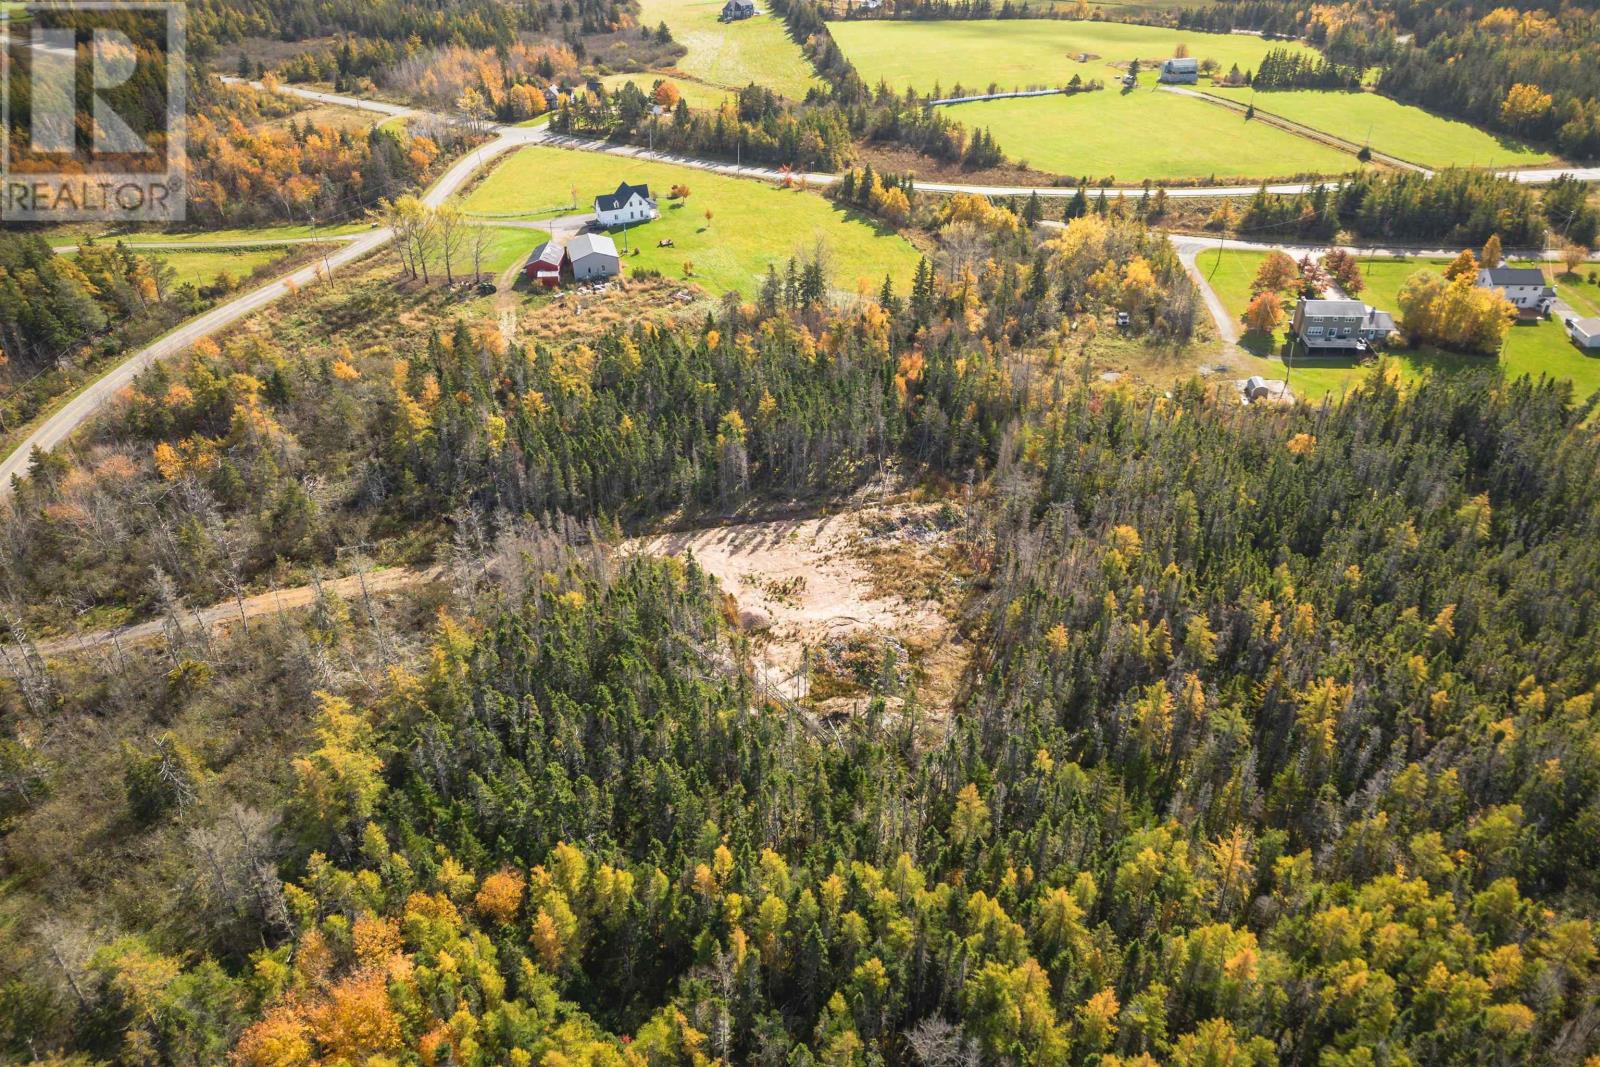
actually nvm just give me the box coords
[602,72,736,111]
[637,0,819,98]
[828,19,1319,95]
[1198,248,1600,400]
[463,145,921,297]
[944,87,1356,182]
[66,247,292,289]
[1208,87,1553,169]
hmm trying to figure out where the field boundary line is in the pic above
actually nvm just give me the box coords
[1169,86,1430,173]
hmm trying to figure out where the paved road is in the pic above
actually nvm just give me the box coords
[0,124,542,497]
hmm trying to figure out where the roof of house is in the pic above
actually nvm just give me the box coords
[1366,309,1397,333]
[1300,298,1368,318]
[724,0,755,9]
[1163,57,1199,72]
[1480,266,1548,287]
[566,232,619,261]
[595,182,653,213]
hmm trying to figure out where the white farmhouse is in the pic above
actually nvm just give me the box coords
[1476,266,1556,315]
[594,181,658,228]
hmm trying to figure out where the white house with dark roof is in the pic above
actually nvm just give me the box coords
[1476,266,1556,314]
[594,181,658,228]
[1291,297,1396,351]
[1158,57,1199,84]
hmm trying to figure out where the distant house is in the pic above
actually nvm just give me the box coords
[1292,297,1395,351]
[1477,266,1556,315]
[524,242,564,288]
[594,181,658,228]
[1158,57,1200,84]
[721,0,755,19]
[1567,316,1600,350]
[565,233,621,281]
[541,85,560,110]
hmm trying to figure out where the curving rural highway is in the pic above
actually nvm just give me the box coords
[0,121,543,497]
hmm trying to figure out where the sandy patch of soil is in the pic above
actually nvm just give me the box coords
[632,504,967,712]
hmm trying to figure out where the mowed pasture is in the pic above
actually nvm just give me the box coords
[463,145,920,297]
[945,88,1357,181]
[828,19,1319,95]
[1208,87,1554,169]
[637,0,819,98]
[1199,248,1600,400]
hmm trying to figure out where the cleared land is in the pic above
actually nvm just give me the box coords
[946,87,1355,181]
[1209,87,1553,169]
[829,19,1319,95]
[74,247,291,289]
[633,506,963,709]
[464,145,921,296]
[637,0,819,98]
[1199,248,1600,400]
[601,72,736,110]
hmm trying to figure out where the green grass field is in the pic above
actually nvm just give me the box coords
[1208,87,1553,169]
[829,19,1319,95]
[637,0,819,98]
[464,145,920,297]
[1199,248,1600,400]
[945,88,1356,181]
[64,247,290,289]
[1557,270,1600,317]
[601,73,736,111]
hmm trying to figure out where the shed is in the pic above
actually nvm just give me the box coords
[524,242,564,288]
[1568,316,1600,350]
[721,0,755,19]
[565,232,620,281]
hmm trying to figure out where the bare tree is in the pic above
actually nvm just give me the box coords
[905,1017,980,1067]
[434,203,468,286]
[470,223,493,282]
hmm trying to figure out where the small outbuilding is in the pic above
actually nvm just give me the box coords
[524,242,564,288]
[721,0,755,20]
[1567,316,1600,350]
[565,232,621,282]
[1158,57,1200,84]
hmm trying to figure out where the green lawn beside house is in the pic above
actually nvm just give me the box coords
[464,145,920,298]
[1199,248,1600,401]
[636,0,819,98]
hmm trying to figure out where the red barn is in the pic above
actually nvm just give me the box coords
[524,242,564,288]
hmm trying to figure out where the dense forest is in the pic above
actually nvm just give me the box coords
[6,359,1600,1064]
[1233,169,1599,247]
